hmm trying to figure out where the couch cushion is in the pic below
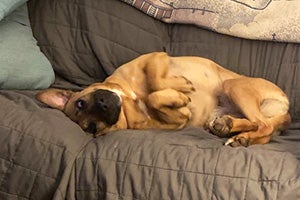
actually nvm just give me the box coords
[0,90,92,199]
[28,0,168,86]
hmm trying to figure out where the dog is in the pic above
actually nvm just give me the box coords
[37,52,291,147]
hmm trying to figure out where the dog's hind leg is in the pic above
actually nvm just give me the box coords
[225,113,291,147]
[220,78,290,146]
[208,115,259,137]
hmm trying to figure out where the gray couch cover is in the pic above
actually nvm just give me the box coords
[0,0,299,199]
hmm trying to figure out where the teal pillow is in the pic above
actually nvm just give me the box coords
[0,0,27,21]
[0,3,55,90]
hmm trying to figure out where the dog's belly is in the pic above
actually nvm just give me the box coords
[209,94,244,120]
[167,57,224,126]
[168,57,223,92]
[186,91,244,127]
[186,90,217,126]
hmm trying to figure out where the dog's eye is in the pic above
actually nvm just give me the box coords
[75,99,87,110]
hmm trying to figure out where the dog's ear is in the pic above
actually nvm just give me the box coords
[36,88,74,110]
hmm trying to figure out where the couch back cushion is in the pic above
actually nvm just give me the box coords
[28,0,300,120]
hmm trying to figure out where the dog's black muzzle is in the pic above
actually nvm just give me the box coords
[92,89,122,126]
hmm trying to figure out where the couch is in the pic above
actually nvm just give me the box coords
[0,0,299,199]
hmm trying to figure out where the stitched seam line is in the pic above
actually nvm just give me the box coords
[210,148,221,200]
[243,152,253,200]
[74,155,280,183]
[179,146,191,200]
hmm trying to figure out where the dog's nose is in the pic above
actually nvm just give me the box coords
[92,89,122,125]
[95,96,109,112]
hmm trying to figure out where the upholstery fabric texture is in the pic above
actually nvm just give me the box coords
[0,0,298,199]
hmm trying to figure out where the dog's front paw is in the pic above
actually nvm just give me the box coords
[208,115,233,137]
[174,91,191,107]
[225,136,249,147]
[176,106,192,128]
[168,76,195,93]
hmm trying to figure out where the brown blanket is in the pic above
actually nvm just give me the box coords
[120,0,300,43]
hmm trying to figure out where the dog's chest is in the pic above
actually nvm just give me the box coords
[137,99,151,118]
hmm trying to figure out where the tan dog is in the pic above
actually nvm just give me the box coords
[37,52,291,147]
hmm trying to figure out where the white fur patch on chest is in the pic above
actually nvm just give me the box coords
[109,89,137,100]
[108,89,124,101]
[130,91,137,100]
[137,100,150,118]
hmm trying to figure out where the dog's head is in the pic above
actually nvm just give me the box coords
[36,83,130,135]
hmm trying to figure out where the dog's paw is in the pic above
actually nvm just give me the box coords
[168,76,195,93]
[208,115,233,137]
[225,136,249,147]
[173,91,191,107]
[156,106,192,128]
[176,106,192,128]
[178,106,192,119]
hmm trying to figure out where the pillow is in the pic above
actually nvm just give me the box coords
[0,3,55,90]
[0,0,27,21]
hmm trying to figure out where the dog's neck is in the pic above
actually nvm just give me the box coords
[104,76,137,100]
[104,75,161,129]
